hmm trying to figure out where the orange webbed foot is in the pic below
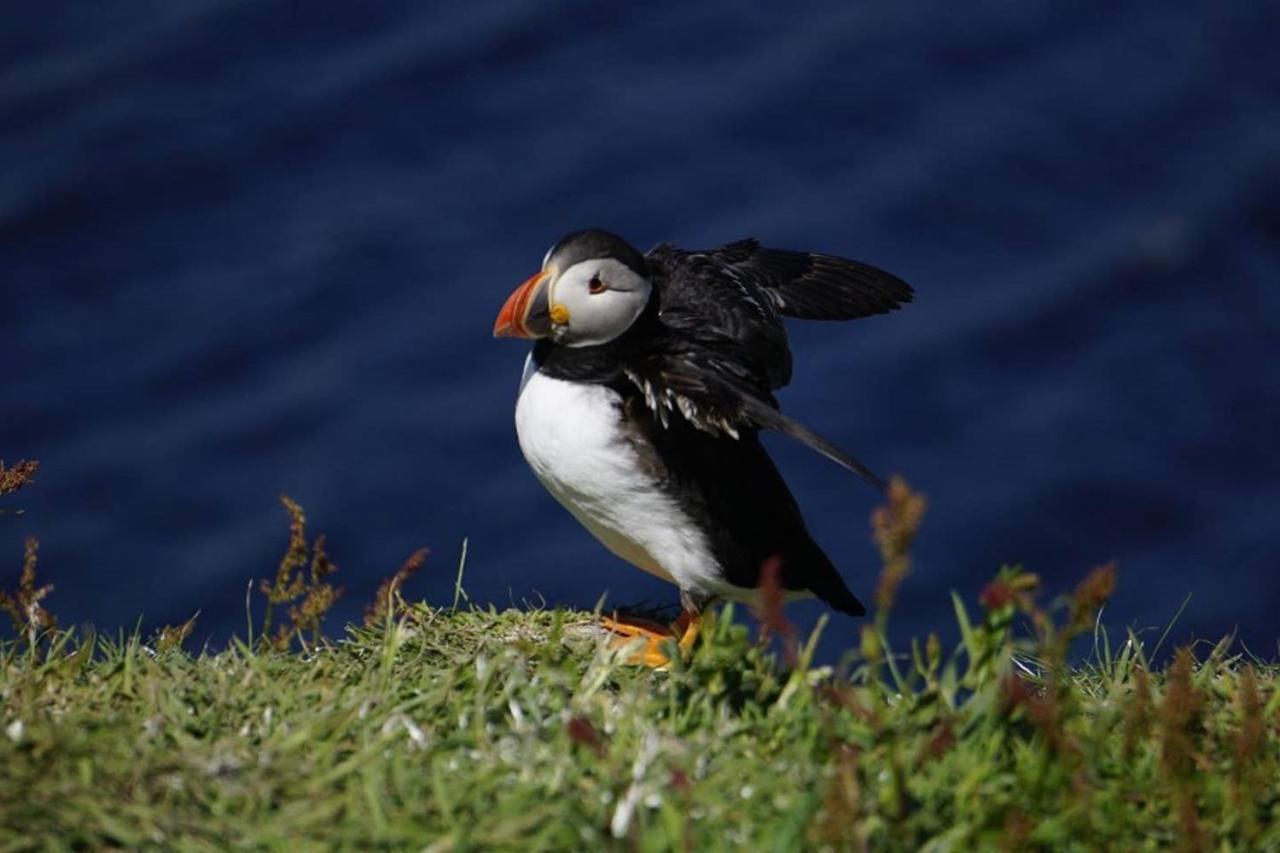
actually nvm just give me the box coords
[600,611,704,668]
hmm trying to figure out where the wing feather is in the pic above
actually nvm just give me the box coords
[625,333,885,491]
[630,237,908,491]
[657,239,913,322]
[721,239,913,320]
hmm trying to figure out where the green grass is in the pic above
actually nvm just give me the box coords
[2,587,1278,851]
[3,476,1278,849]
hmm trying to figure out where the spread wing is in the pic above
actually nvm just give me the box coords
[627,239,911,491]
[696,238,914,320]
[654,238,913,324]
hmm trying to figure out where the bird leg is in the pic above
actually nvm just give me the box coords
[600,610,704,668]
[672,609,703,654]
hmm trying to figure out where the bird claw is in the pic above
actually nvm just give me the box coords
[600,612,703,668]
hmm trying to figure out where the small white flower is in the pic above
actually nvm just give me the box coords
[5,720,23,743]
[401,717,427,749]
[381,714,428,750]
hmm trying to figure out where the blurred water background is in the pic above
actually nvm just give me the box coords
[3,2,1278,658]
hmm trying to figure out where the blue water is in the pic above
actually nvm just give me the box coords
[3,2,1278,658]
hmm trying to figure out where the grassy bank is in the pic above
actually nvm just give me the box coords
[3,590,1278,849]
[2,469,1278,849]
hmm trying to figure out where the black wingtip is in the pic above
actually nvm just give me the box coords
[808,571,867,617]
[750,402,885,493]
[836,595,868,618]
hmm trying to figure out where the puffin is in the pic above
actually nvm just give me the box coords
[493,230,912,665]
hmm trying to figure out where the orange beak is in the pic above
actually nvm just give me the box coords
[493,270,552,339]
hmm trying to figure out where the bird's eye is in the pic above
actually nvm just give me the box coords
[588,274,607,294]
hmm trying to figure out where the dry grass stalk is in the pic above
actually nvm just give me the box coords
[154,613,199,653]
[1122,665,1153,760]
[979,570,1041,613]
[0,538,56,645]
[870,476,926,619]
[753,556,797,662]
[1068,561,1117,634]
[259,495,342,651]
[365,548,429,627]
[1234,666,1264,763]
[812,741,865,851]
[1227,665,1265,841]
[0,459,39,497]
[1160,648,1205,780]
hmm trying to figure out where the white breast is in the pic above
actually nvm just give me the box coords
[514,360,724,598]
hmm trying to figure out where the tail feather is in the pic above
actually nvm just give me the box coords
[803,556,867,617]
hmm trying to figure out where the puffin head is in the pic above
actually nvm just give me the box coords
[493,229,652,347]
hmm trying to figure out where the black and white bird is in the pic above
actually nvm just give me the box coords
[494,230,912,664]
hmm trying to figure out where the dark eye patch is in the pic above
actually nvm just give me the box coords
[588,274,607,294]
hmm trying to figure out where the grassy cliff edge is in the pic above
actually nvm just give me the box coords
[2,472,1278,849]
[3,593,1278,849]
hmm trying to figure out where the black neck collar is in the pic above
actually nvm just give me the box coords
[532,292,660,384]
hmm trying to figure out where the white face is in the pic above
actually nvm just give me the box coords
[546,258,652,347]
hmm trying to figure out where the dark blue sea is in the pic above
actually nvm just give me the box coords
[3,2,1278,659]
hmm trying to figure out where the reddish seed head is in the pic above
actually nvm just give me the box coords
[1072,562,1117,617]
[999,674,1034,715]
[754,556,797,659]
[980,581,1015,611]
[566,716,605,757]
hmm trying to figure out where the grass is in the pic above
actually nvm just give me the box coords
[2,472,1279,850]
